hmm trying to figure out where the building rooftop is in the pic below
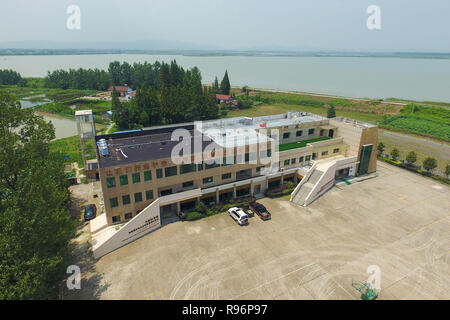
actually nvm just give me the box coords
[94,112,359,168]
[95,125,223,168]
[108,86,130,92]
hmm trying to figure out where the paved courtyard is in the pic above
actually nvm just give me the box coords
[89,162,449,300]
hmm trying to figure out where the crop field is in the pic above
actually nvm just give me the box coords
[380,105,450,141]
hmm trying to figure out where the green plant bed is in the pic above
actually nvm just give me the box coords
[266,182,296,198]
[278,137,330,152]
[183,196,255,221]
[185,211,205,221]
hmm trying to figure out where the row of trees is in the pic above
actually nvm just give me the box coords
[44,68,111,90]
[112,61,220,129]
[0,69,22,85]
[377,142,450,176]
[44,60,232,95]
[0,91,76,299]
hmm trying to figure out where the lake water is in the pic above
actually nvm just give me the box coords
[1,54,450,102]
[19,98,78,140]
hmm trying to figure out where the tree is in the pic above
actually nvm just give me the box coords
[406,151,417,164]
[220,70,231,95]
[327,105,336,118]
[445,164,450,178]
[0,91,76,299]
[390,148,400,161]
[377,142,385,155]
[422,157,437,173]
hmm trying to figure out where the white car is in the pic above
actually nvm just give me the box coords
[227,207,249,225]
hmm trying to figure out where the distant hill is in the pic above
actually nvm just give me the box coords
[0,39,218,51]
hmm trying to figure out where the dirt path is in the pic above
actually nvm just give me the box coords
[105,122,114,134]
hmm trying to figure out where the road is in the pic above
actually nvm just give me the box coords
[378,129,450,172]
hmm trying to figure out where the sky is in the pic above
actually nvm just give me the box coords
[1,0,449,52]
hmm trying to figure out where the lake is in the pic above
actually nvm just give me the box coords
[19,98,78,140]
[1,54,450,102]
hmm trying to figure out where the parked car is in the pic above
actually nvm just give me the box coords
[227,207,249,225]
[83,204,97,221]
[250,202,271,220]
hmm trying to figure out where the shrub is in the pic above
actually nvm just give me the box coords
[390,148,400,161]
[423,157,437,173]
[377,142,385,155]
[406,151,417,164]
[185,211,204,221]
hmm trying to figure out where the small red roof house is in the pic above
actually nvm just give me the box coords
[108,86,130,97]
[216,94,235,104]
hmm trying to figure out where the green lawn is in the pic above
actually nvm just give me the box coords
[278,137,331,151]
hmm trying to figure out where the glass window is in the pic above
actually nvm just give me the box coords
[182,181,194,188]
[156,168,163,179]
[333,148,340,153]
[180,163,196,174]
[222,156,233,166]
[296,130,303,137]
[203,176,213,184]
[122,194,131,205]
[305,155,311,161]
[106,177,116,188]
[109,197,118,208]
[259,149,272,160]
[124,213,133,220]
[165,166,177,177]
[132,172,140,184]
[308,128,315,135]
[299,156,304,162]
[197,163,204,171]
[291,158,296,164]
[112,215,121,223]
[144,170,152,181]
[256,166,265,172]
[145,190,154,200]
[284,159,290,166]
[222,173,232,180]
[134,192,143,203]
[283,132,290,139]
[322,151,328,156]
[119,175,128,186]
[205,161,220,170]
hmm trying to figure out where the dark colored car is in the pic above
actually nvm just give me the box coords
[84,204,97,221]
[249,202,271,220]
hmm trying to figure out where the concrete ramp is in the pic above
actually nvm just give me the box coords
[290,156,358,207]
[91,198,162,259]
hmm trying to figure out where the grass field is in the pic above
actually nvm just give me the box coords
[226,103,385,124]
[0,85,99,101]
[49,135,83,166]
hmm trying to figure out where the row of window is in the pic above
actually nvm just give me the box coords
[106,153,272,189]
[282,148,339,166]
[109,190,154,208]
[283,128,316,139]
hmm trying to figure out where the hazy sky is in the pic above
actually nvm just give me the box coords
[1,0,449,52]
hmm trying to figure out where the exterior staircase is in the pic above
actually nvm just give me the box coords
[291,169,323,206]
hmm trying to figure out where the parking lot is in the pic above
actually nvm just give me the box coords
[89,162,449,300]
